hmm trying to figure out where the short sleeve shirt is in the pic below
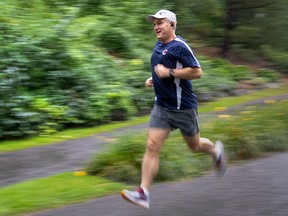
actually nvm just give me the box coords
[150,36,201,110]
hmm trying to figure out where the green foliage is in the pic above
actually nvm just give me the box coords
[99,29,133,58]
[194,58,254,95]
[86,133,145,183]
[0,0,285,139]
[230,65,254,81]
[261,45,288,73]
[77,0,104,16]
[256,68,280,82]
[201,58,253,81]
[157,138,211,181]
[230,26,263,49]
[0,0,155,138]
[207,100,288,160]
[230,45,261,63]
[173,0,224,42]
[184,0,288,65]
[86,132,211,183]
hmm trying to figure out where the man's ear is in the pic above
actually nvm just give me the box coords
[171,22,175,29]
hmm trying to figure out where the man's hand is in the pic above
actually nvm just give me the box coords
[154,64,169,78]
[145,77,153,87]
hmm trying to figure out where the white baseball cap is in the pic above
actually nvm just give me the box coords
[146,9,177,24]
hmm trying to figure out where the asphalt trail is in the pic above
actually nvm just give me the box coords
[30,152,288,216]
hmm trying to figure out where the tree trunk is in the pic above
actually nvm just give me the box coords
[221,0,238,57]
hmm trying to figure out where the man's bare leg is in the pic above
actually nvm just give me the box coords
[183,132,218,159]
[183,132,227,176]
[141,128,170,191]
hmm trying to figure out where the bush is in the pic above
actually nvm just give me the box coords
[86,133,146,183]
[0,8,153,138]
[105,87,136,121]
[229,65,254,81]
[256,68,280,82]
[86,132,211,183]
[99,29,133,58]
[193,59,238,96]
[261,45,288,73]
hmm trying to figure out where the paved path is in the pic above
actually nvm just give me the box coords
[0,124,148,187]
[0,94,287,187]
[30,152,288,216]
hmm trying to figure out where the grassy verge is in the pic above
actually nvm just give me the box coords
[0,173,129,216]
[198,83,288,112]
[0,83,287,153]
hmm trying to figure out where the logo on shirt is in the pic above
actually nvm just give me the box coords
[162,49,168,55]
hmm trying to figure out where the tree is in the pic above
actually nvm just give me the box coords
[221,0,275,56]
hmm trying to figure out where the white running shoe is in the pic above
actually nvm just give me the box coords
[121,187,150,209]
[215,141,227,177]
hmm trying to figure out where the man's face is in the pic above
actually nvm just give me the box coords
[153,18,173,42]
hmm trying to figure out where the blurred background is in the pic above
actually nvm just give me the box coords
[0,0,287,139]
[1,1,288,215]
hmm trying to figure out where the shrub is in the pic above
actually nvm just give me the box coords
[261,45,288,73]
[99,29,133,58]
[256,68,280,82]
[86,132,211,183]
[86,133,146,183]
[105,87,136,121]
[229,65,254,81]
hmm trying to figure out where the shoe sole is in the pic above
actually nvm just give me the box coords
[121,190,150,209]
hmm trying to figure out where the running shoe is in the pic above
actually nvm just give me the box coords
[121,187,150,209]
[215,141,227,177]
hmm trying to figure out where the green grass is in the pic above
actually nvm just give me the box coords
[203,100,288,160]
[1,84,287,153]
[0,173,129,216]
[198,83,288,112]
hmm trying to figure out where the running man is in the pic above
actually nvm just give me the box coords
[121,9,227,209]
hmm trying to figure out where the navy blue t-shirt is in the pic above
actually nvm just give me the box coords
[151,36,201,110]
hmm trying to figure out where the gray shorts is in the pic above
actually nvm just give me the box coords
[149,104,200,136]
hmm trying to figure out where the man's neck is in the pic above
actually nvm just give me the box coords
[160,34,177,44]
